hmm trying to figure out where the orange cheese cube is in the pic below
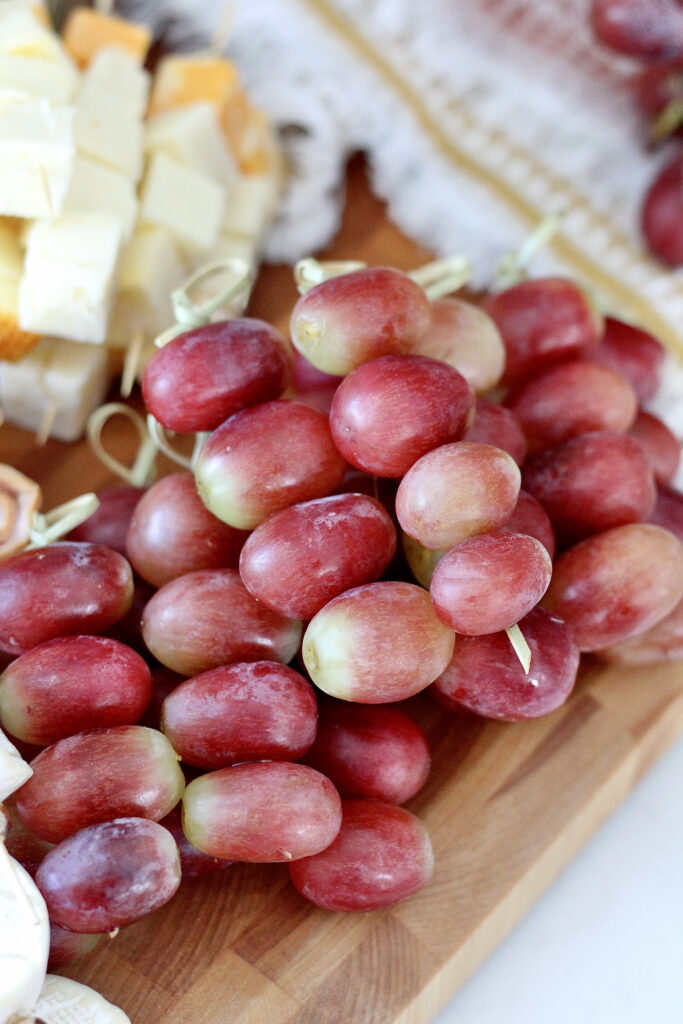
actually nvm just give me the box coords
[62,8,151,68]
[235,106,280,175]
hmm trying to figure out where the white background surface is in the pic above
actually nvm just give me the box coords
[433,735,683,1024]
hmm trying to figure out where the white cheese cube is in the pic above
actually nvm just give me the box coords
[0,55,79,103]
[0,6,63,61]
[107,226,188,347]
[0,336,109,441]
[144,103,239,187]
[80,47,150,120]
[0,95,75,218]
[222,173,280,241]
[139,152,225,256]
[63,154,137,240]
[74,90,144,182]
[19,212,122,344]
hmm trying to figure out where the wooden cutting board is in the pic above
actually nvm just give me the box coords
[3,157,682,1024]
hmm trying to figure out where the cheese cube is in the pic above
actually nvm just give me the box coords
[0,220,38,360]
[0,54,79,103]
[0,337,109,441]
[0,6,63,60]
[62,8,152,68]
[107,226,188,347]
[0,2,50,29]
[145,103,239,188]
[139,152,225,256]
[63,154,137,240]
[149,55,243,115]
[19,212,122,344]
[74,90,144,182]
[222,173,280,241]
[79,48,151,120]
[0,221,23,281]
[235,106,280,175]
[0,94,75,218]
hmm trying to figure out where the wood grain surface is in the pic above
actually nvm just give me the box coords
[3,157,682,1024]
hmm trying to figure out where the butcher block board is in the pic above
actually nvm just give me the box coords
[3,157,683,1024]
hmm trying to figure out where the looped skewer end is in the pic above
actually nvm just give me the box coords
[28,492,100,549]
[153,257,253,349]
[146,416,210,472]
[87,403,158,488]
[493,212,565,293]
[294,258,367,295]
[409,255,472,300]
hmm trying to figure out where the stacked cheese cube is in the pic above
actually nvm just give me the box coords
[0,3,282,441]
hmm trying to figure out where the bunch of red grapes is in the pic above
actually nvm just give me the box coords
[2,264,683,974]
[592,0,683,264]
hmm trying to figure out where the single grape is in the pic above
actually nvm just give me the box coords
[195,400,347,530]
[158,804,233,880]
[329,354,474,478]
[641,154,683,266]
[599,596,683,665]
[396,441,520,550]
[302,581,455,702]
[290,266,431,375]
[543,523,683,650]
[288,799,433,912]
[506,360,637,457]
[126,472,248,588]
[430,531,552,636]
[142,318,291,433]
[239,492,397,619]
[161,661,318,769]
[66,486,145,555]
[303,700,430,804]
[522,432,656,544]
[48,924,104,970]
[485,277,603,387]
[415,297,505,394]
[0,543,134,655]
[15,725,185,843]
[648,482,683,542]
[464,398,527,466]
[431,607,579,721]
[182,761,342,862]
[589,316,665,402]
[628,410,681,484]
[141,568,302,676]
[0,635,152,746]
[36,817,181,932]
[591,0,683,59]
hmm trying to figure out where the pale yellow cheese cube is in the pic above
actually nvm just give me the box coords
[0,94,75,218]
[19,212,123,344]
[0,54,79,103]
[74,91,144,182]
[139,152,225,256]
[222,173,280,242]
[80,47,150,120]
[144,103,239,187]
[63,154,137,241]
[0,6,63,60]
[62,7,152,68]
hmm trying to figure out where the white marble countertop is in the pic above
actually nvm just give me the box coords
[434,734,683,1024]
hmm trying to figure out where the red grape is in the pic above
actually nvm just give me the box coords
[182,761,342,862]
[3,797,53,875]
[501,489,556,559]
[485,277,603,387]
[288,799,433,912]
[302,581,455,702]
[628,410,681,484]
[522,432,657,544]
[66,486,145,555]
[415,297,505,394]
[36,817,181,932]
[599,596,683,664]
[126,472,248,588]
[15,725,185,843]
[303,700,430,804]
[543,523,683,650]
[142,318,291,433]
[0,635,152,746]
[0,543,133,655]
[641,154,683,266]
[464,398,527,466]
[396,441,521,550]
[161,661,317,769]
[195,400,347,530]
[238,492,397,619]
[290,267,431,375]
[141,568,302,676]
[634,59,683,119]
[431,607,579,721]
[291,347,343,392]
[158,803,233,880]
[591,0,683,59]
[138,665,186,730]
[648,482,683,542]
[48,924,103,970]
[430,531,552,635]
[589,317,665,403]
[506,360,637,457]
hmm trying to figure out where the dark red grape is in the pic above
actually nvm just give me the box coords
[48,924,104,970]
[66,486,145,555]
[599,596,683,664]
[628,410,681,484]
[589,317,665,403]
[641,154,683,266]
[501,489,556,559]
[591,0,683,59]
[648,482,683,542]
[464,398,527,466]
[158,804,233,880]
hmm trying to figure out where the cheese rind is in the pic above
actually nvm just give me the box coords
[19,212,122,344]
[62,7,152,68]
[139,152,225,256]
[0,95,75,218]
